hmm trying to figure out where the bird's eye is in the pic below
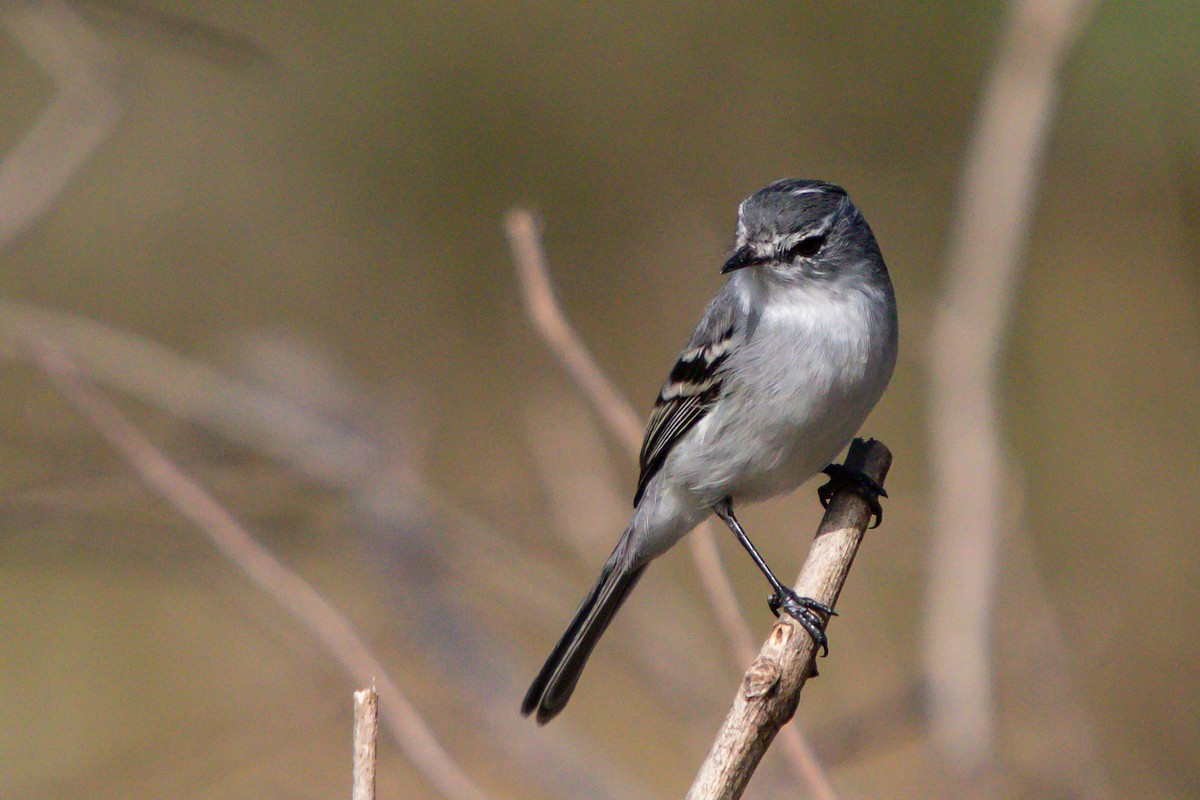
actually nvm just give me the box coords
[783,233,827,261]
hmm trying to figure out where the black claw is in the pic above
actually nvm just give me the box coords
[769,589,834,656]
[819,464,887,528]
[714,499,838,658]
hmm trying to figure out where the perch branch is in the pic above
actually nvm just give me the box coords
[19,330,493,800]
[687,439,891,800]
[504,209,838,800]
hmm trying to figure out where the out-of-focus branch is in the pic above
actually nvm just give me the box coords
[0,300,568,625]
[503,209,839,800]
[0,298,649,800]
[507,210,644,448]
[924,0,1098,782]
[0,0,122,248]
[0,299,379,485]
[687,440,892,800]
[353,687,379,800]
[19,330,494,800]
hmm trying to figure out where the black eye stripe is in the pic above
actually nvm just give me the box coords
[783,233,828,260]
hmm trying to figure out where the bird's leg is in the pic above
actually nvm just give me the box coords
[819,464,887,528]
[712,499,834,655]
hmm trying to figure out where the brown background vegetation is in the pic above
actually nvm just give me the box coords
[1,2,1198,799]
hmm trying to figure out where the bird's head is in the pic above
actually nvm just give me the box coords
[722,179,884,287]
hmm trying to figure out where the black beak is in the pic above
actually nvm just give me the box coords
[721,245,767,274]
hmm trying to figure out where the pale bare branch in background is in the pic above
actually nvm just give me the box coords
[925,0,1100,788]
[687,440,891,800]
[0,299,646,800]
[504,209,839,800]
[0,0,122,248]
[507,209,644,448]
[17,330,495,800]
[0,300,586,624]
[353,687,379,800]
[0,300,379,484]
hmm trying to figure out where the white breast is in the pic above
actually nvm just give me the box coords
[669,276,895,505]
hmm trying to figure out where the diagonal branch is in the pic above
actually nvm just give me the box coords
[504,209,839,800]
[687,439,891,800]
[507,210,644,448]
[18,329,494,800]
[0,298,648,800]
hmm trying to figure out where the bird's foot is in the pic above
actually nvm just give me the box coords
[819,464,887,528]
[768,589,836,656]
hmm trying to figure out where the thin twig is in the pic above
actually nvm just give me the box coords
[687,440,892,800]
[507,209,644,448]
[924,0,1098,782]
[504,208,838,800]
[19,330,493,800]
[353,686,379,800]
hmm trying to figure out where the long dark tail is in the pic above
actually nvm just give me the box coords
[521,547,646,724]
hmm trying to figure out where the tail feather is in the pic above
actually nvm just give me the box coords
[522,553,646,724]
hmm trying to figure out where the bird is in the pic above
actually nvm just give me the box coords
[521,178,898,724]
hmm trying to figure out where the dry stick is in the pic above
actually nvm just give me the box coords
[353,687,380,800]
[924,0,1098,782]
[504,209,839,800]
[687,440,890,800]
[20,332,493,800]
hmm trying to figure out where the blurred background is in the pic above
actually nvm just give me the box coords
[1,2,1198,799]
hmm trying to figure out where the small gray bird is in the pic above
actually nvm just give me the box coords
[522,179,898,724]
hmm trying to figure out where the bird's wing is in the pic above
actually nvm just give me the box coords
[634,287,743,506]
